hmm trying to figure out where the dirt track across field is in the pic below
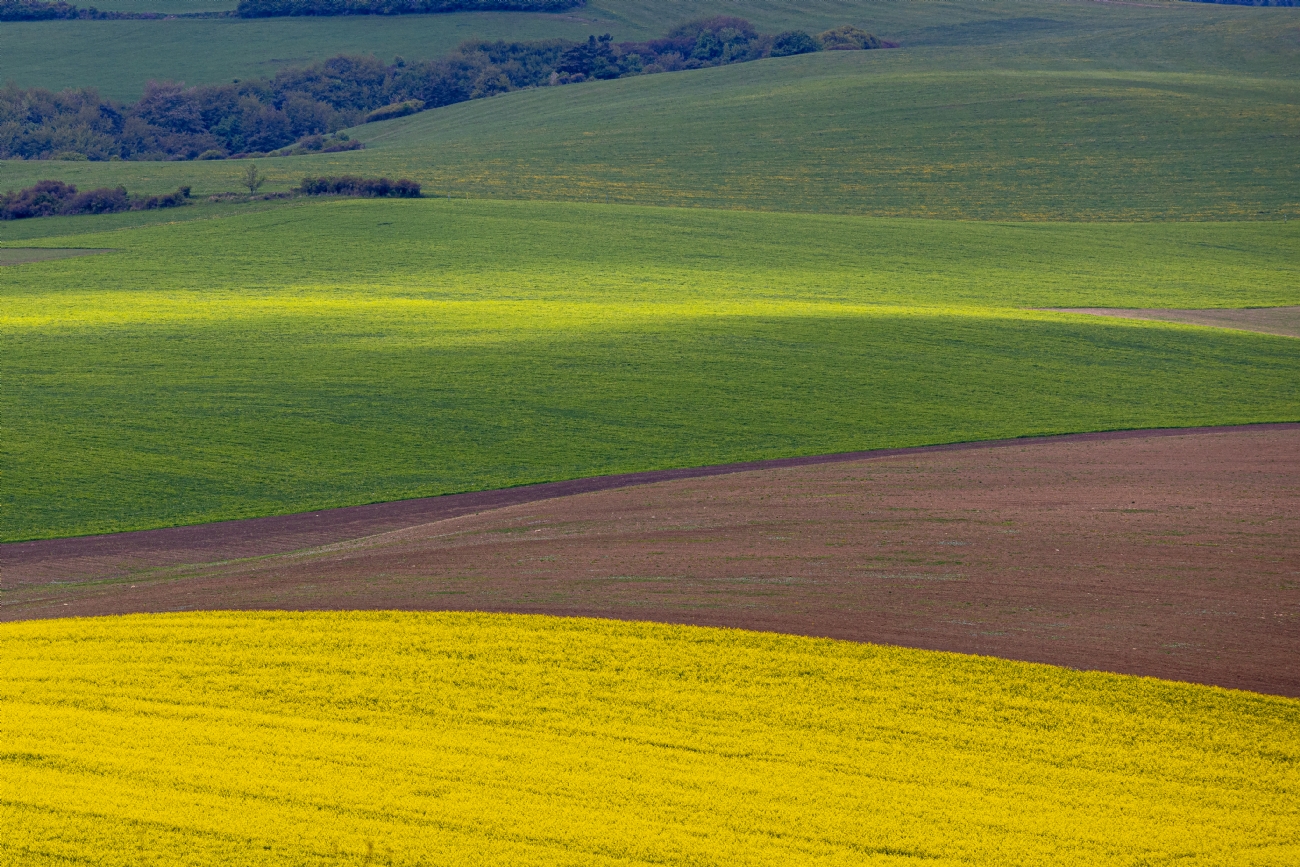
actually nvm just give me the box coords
[4,425,1298,696]
[1053,307,1300,339]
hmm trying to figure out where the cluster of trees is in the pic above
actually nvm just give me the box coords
[0,19,890,162]
[1184,0,1296,4]
[236,0,578,16]
[547,20,887,81]
[0,0,232,19]
[0,0,135,19]
[0,0,576,19]
[0,180,190,219]
[298,175,421,196]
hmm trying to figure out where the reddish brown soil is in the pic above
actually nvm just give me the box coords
[1054,307,1300,339]
[4,425,1298,696]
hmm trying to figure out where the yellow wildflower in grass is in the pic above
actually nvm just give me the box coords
[1,611,1297,865]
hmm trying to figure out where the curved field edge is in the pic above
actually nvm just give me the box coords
[4,422,1296,554]
[1,611,1297,865]
[4,200,1298,541]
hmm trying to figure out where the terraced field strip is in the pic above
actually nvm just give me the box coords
[2,612,1297,865]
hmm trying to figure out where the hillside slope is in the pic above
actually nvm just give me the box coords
[4,47,1295,220]
[4,199,1297,540]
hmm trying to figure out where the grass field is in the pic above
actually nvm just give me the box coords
[2,611,1297,865]
[1,0,1295,221]
[0,0,1296,102]
[0,0,890,100]
[4,49,1296,221]
[3,198,1297,541]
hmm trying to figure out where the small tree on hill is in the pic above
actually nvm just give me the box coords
[242,162,265,194]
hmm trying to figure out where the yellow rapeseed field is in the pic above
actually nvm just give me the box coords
[2,612,1297,865]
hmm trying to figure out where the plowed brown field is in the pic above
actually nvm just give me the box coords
[4,425,1297,695]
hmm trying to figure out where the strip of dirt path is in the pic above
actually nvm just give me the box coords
[4,425,1298,696]
[1053,307,1300,339]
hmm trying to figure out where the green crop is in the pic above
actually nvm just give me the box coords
[3,198,1297,541]
[2,51,1295,221]
[4,0,1297,102]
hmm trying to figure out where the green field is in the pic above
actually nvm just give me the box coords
[0,0,1296,541]
[0,0,882,101]
[3,198,1297,541]
[3,44,1296,221]
[1,0,1296,102]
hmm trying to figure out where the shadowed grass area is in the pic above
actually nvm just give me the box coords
[3,198,1297,540]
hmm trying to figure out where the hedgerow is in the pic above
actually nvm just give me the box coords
[0,180,190,219]
[298,175,421,196]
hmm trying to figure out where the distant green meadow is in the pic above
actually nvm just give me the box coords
[2,0,1296,102]
[3,198,1296,541]
[3,51,1296,222]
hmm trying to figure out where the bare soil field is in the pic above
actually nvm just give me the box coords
[4,425,1297,695]
[1055,307,1300,339]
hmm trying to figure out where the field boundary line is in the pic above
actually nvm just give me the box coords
[4,422,1298,569]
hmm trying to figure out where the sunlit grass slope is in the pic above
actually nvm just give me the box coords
[2,612,1297,865]
[7,49,1296,221]
[3,198,1298,540]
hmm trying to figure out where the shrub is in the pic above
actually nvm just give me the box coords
[297,175,421,197]
[364,99,425,123]
[817,25,884,51]
[0,180,190,219]
[770,31,821,57]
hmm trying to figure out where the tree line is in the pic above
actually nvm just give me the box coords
[237,0,580,17]
[0,174,420,220]
[0,18,891,162]
[0,0,572,19]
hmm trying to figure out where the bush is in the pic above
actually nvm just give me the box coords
[0,180,191,220]
[364,99,425,123]
[817,25,883,51]
[297,175,421,197]
[770,31,821,57]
